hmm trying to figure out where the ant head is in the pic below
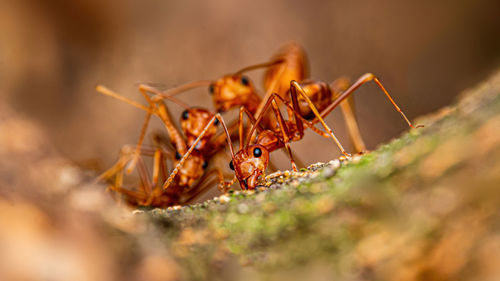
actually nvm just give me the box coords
[209,75,257,113]
[174,150,207,187]
[229,144,269,190]
[179,108,218,151]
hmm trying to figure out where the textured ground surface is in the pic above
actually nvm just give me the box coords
[146,70,500,280]
[1,71,500,281]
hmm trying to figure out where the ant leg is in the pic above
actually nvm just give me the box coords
[239,106,246,146]
[267,96,299,171]
[139,84,192,109]
[183,168,233,204]
[331,77,367,152]
[139,86,190,156]
[106,152,154,206]
[151,149,163,188]
[96,155,128,184]
[105,84,189,162]
[246,92,330,146]
[251,93,332,141]
[125,87,161,173]
[238,105,266,146]
[136,153,153,196]
[125,107,154,173]
[207,109,280,175]
[154,101,188,155]
[207,116,245,155]
[244,93,290,146]
[206,167,233,193]
[284,143,298,172]
[290,81,351,157]
[163,114,237,190]
[125,85,182,174]
[255,61,287,118]
[339,100,366,152]
[320,73,423,129]
[243,93,306,170]
[96,85,166,174]
[99,145,163,185]
[158,149,169,184]
[238,105,267,147]
[96,85,152,112]
[144,148,166,205]
[95,144,142,184]
[107,184,148,206]
[182,174,219,205]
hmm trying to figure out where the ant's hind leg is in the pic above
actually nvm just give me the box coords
[331,77,367,152]
[136,154,153,196]
[107,184,148,206]
[95,145,137,184]
[320,73,424,129]
[126,108,154,174]
[145,148,166,205]
[183,169,234,204]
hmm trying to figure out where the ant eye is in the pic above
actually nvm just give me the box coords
[175,151,182,160]
[209,84,214,94]
[214,117,219,126]
[202,161,208,169]
[253,147,262,157]
[181,110,189,120]
[240,76,249,86]
[229,160,234,170]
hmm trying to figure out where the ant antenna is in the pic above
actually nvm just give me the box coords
[233,59,284,76]
[151,80,212,100]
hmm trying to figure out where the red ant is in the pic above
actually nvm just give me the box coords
[99,42,422,193]
[166,72,422,190]
[210,42,421,154]
[159,81,342,190]
[95,85,234,207]
[153,42,419,159]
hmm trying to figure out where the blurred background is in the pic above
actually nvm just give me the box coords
[1,1,500,280]
[1,0,500,170]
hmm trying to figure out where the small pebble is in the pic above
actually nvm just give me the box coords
[328,159,341,169]
[321,167,335,179]
[218,195,230,204]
